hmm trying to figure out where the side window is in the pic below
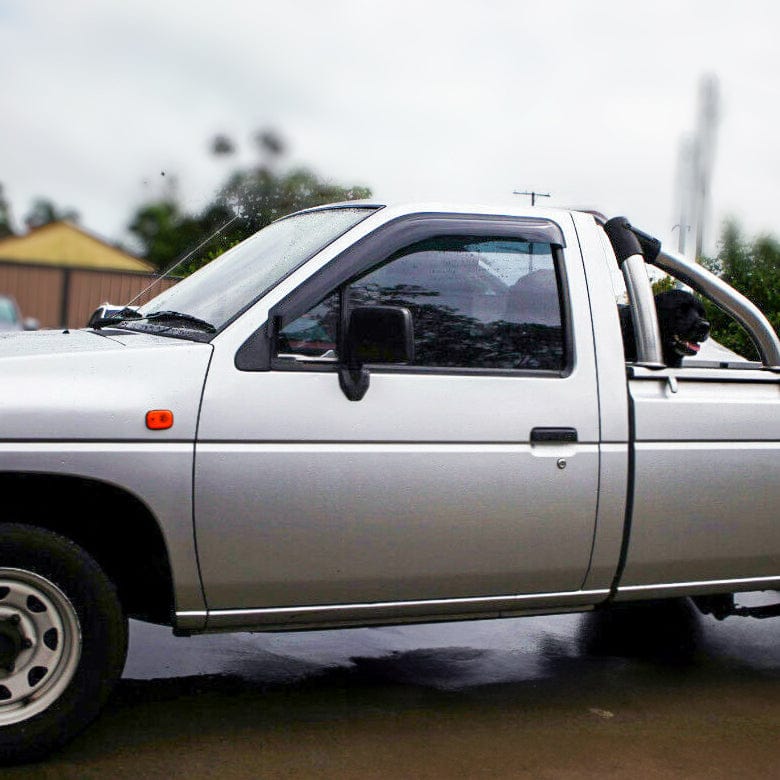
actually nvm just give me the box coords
[277,291,339,359]
[275,236,566,371]
[349,237,565,370]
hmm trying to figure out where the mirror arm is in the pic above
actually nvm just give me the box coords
[338,365,370,401]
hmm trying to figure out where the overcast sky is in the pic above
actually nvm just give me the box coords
[2,0,779,255]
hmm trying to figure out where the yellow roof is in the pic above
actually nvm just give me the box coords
[0,221,153,272]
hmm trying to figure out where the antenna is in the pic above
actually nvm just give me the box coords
[126,213,240,306]
[513,190,551,207]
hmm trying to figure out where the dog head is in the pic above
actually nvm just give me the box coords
[654,290,710,367]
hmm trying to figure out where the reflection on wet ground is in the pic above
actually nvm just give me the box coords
[7,595,779,778]
[123,593,778,687]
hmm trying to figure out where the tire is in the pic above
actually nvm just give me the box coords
[0,523,128,765]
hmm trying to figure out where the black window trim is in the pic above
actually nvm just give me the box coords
[236,213,572,376]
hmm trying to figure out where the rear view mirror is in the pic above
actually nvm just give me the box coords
[339,305,414,401]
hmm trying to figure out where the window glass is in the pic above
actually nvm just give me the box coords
[277,291,339,359]
[348,237,564,370]
[274,236,566,371]
[138,207,374,332]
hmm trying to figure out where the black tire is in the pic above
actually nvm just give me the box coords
[0,523,128,765]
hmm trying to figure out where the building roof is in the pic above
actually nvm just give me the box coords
[0,221,153,272]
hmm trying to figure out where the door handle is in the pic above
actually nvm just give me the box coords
[530,427,578,443]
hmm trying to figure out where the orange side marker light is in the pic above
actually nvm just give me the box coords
[146,410,174,430]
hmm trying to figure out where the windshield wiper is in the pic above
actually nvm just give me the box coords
[137,311,217,333]
[88,306,143,329]
[89,307,216,333]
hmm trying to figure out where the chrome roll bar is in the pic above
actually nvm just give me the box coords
[621,253,664,367]
[600,213,780,370]
[654,247,780,369]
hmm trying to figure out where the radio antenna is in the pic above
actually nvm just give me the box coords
[513,190,551,207]
[127,212,240,306]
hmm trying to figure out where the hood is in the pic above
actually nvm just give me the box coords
[0,328,119,356]
[0,328,213,441]
[0,327,199,357]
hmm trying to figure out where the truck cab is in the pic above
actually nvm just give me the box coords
[0,202,777,762]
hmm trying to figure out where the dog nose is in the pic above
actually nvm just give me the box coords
[698,320,711,339]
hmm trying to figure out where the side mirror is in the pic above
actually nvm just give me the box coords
[339,305,414,401]
[346,306,414,367]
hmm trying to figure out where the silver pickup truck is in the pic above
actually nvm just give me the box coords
[0,202,778,762]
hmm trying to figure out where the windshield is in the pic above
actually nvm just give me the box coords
[138,207,376,332]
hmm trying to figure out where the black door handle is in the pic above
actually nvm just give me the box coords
[531,427,578,443]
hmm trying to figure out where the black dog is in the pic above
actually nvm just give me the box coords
[619,290,710,367]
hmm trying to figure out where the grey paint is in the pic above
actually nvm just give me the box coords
[194,209,603,614]
[0,329,211,440]
[570,212,629,592]
[196,588,610,631]
[0,204,777,634]
[0,331,212,614]
[620,367,780,589]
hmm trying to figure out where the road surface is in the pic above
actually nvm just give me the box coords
[6,595,779,778]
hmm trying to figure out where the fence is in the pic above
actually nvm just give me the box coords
[0,261,179,329]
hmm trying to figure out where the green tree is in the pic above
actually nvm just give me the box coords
[128,129,370,273]
[210,134,236,156]
[651,274,676,295]
[698,221,780,359]
[128,198,235,273]
[254,129,285,158]
[221,165,371,238]
[0,183,14,238]
[24,198,80,228]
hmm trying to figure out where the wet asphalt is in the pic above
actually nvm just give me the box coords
[7,593,779,778]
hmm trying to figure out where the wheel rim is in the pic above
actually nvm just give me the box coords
[0,568,82,726]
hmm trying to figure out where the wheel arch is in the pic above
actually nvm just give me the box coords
[0,472,175,625]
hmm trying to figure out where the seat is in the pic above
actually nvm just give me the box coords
[504,269,560,326]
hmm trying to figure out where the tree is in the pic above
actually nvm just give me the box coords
[221,165,371,238]
[0,183,14,238]
[253,129,285,158]
[210,134,236,156]
[24,198,80,229]
[651,274,676,295]
[128,131,371,273]
[127,198,235,273]
[698,221,780,359]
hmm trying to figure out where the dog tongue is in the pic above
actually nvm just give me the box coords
[687,341,700,353]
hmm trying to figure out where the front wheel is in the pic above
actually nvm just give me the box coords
[0,524,128,764]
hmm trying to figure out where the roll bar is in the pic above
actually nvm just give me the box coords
[601,217,780,370]
[621,253,665,367]
[654,247,780,368]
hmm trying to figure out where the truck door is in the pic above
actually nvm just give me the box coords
[622,363,780,592]
[194,214,602,621]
